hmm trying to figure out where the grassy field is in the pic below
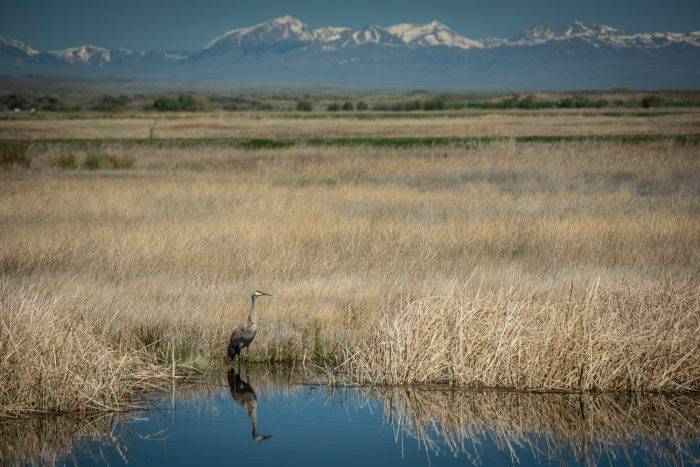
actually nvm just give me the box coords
[2,109,699,140]
[0,109,698,414]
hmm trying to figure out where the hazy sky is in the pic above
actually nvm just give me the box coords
[2,0,699,51]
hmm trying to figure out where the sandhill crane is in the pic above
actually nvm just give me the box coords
[228,290,272,362]
[227,369,272,443]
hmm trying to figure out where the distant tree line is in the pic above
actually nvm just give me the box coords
[0,92,693,113]
[0,94,81,112]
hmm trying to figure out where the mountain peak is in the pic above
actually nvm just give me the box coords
[50,44,112,65]
[0,36,40,56]
[387,21,483,49]
[271,15,302,24]
[344,23,404,47]
[203,15,313,50]
[560,21,595,37]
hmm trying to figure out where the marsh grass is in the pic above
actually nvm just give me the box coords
[52,153,78,170]
[0,143,31,169]
[105,154,135,169]
[0,288,169,416]
[1,110,698,140]
[342,283,699,391]
[0,139,698,413]
[82,151,106,170]
[47,151,134,171]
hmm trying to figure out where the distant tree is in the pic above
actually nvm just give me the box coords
[342,101,355,111]
[177,94,198,111]
[499,98,515,109]
[149,94,207,112]
[371,102,389,111]
[326,103,340,111]
[559,98,575,109]
[516,95,538,109]
[641,95,663,108]
[296,100,313,111]
[423,99,446,111]
[356,101,369,111]
[37,95,64,111]
[403,99,422,111]
[92,95,129,112]
[594,99,609,108]
[1,94,30,111]
[152,96,180,112]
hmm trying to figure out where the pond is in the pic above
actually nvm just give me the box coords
[1,366,698,466]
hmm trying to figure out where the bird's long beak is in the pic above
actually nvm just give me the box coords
[262,292,272,296]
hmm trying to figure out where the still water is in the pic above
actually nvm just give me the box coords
[2,366,698,466]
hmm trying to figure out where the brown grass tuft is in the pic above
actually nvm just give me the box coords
[0,287,169,415]
[341,283,700,391]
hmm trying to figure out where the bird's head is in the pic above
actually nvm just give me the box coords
[252,290,272,301]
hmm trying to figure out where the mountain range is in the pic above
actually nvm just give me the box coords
[2,15,699,89]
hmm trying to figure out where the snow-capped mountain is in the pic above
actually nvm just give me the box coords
[324,23,406,49]
[499,21,698,49]
[50,45,114,65]
[1,17,699,89]
[313,26,350,43]
[508,25,559,46]
[203,15,315,51]
[1,36,40,58]
[387,21,483,49]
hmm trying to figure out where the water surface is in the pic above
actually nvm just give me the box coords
[2,367,698,466]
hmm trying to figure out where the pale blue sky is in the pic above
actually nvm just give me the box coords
[2,0,699,50]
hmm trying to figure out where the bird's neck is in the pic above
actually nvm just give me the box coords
[249,406,258,434]
[247,297,257,326]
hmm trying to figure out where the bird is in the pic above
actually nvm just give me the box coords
[228,290,272,362]
[227,368,272,443]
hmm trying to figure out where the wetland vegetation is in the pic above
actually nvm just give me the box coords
[0,104,698,419]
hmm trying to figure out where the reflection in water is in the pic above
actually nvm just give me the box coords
[0,366,698,466]
[227,369,273,443]
[372,388,699,466]
[0,412,125,465]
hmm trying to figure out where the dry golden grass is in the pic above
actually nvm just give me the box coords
[0,288,169,416]
[344,284,699,391]
[0,137,698,413]
[1,110,699,139]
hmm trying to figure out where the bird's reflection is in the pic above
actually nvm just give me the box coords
[227,369,273,443]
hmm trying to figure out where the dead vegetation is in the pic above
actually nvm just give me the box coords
[342,283,699,391]
[0,287,169,416]
[1,110,699,140]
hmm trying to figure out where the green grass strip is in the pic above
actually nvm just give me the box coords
[2,134,699,150]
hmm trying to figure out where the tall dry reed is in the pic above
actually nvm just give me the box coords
[341,282,699,391]
[0,287,169,415]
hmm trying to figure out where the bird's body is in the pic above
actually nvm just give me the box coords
[227,290,271,362]
[228,319,257,360]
